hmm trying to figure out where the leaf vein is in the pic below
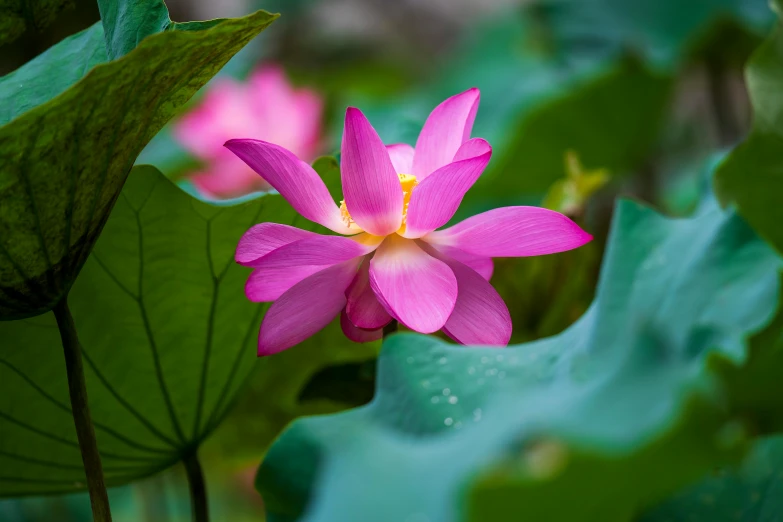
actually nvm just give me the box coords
[80,348,182,451]
[91,253,139,301]
[0,450,147,473]
[203,302,267,437]
[134,208,188,445]
[0,358,171,456]
[192,221,218,438]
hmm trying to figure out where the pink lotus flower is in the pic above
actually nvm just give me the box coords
[174,65,323,198]
[227,88,592,355]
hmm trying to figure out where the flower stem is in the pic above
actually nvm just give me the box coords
[53,298,113,522]
[705,55,739,147]
[184,452,209,522]
[382,319,398,339]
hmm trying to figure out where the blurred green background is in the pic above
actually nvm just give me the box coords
[0,0,774,519]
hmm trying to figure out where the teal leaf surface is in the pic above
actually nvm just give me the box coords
[257,192,782,522]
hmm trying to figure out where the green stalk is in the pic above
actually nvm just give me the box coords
[53,297,113,522]
[183,452,209,522]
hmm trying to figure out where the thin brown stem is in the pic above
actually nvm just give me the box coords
[53,297,112,522]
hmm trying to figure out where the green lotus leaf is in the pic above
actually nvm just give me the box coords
[0,160,377,497]
[0,0,277,319]
[257,190,782,522]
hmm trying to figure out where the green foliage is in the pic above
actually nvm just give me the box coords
[713,285,783,435]
[715,22,783,256]
[349,0,771,225]
[96,0,224,61]
[537,0,772,66]
[257,191,782,521]
[459,60,671,217]
[207,319,378,465]
[642,436,783,521]
[492,240,601,345]
[354,13,672,222]
[0,0,75,46]
[2,0,783,516]
[96,0,169,60]
[708,15,783,450]
[0,161,375,497]
[0,24,105,126]
[492,152,605,344]
[0,1,277,320]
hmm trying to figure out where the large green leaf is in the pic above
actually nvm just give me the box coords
[0,1,278,320]
[715,17,783,255]
[0,0,75,46]
[642,436,783,521]
[0,161,375,497]
[256,191,782,521]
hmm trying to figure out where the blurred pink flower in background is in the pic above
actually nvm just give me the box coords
[174,64,323,198]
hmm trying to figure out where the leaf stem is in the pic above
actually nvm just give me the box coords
[383,320,398,339]
[705,55,739,147]
[53,297,113,522]
[183,452,209,522]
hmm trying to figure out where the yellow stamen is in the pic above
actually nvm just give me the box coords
[398,173,418,227]
[339,199,354,227]
[339,173,419,233]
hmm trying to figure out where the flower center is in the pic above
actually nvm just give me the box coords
[339,173,418,231]
[398,173,418,222]
[339,199,354,227]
